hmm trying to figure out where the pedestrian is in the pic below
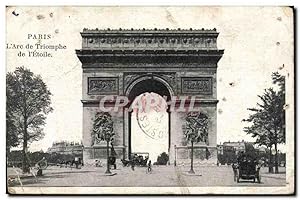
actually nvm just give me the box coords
[131,161,135,171]
[35,157,46,176]
[95,159,102,167]
[81,159,84,167]
[232,163,238,182]
[110,142,117,169]
[147,160,152,174]
[74,157,79,169]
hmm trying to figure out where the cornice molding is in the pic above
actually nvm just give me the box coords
[79,28,221,51]
[76,28,224,65]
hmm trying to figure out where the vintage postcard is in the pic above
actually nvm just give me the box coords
[5,6,295,195]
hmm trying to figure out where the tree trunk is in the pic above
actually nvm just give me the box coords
[22,127,30,173]
[274,126,279,174]
[274,143,279,173]
[105,140,111,174]
[268,146,273,173]
[189,140,195,174]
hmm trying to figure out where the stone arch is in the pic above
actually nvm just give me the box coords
[77,29,224,165]
[125,75,174,102]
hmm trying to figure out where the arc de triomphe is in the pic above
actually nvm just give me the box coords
[76,28,224,164]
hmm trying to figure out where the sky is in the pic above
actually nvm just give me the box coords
[6,7,293,153]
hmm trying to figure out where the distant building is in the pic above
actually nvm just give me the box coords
[221,140,246,155]
[217,141,246,164]
[47,141,83,155]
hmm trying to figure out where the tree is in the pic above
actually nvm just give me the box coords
[6,108,19,152]
[156,152,169,165]
[6,67,53,173]
[272,72,286,143]
[92,112,115,174]
[245,124,274,173]
[243,72,285,173]
[6,73,20,152]
[184,112,209,174]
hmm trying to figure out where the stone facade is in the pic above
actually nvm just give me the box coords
[76,28,224,164]
[47,141,83,155]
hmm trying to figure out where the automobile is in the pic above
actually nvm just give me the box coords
[236,154,261,183]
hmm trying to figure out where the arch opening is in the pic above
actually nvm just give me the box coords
[131,92,169,163]
[127,77,173,163]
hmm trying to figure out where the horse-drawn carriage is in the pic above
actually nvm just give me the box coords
[58,157,83,169]
[121,152,149,167]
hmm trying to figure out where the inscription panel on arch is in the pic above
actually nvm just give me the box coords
[88,77,119,95]
[181,77,213,95]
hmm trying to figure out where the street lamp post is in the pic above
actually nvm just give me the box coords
[105,133,111,174]
[189,139,195,174]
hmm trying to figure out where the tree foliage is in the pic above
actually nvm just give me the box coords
[272,71,285,93]
[272,71,286,141]
[243,72,285,146]
[6,108,19,150]
[156,152,169,165]
[6,66,53,147]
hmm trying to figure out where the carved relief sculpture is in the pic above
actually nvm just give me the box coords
[88,77,118,95]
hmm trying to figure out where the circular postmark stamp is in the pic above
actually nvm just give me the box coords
[133,93,168,140]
